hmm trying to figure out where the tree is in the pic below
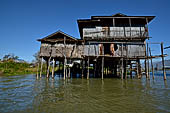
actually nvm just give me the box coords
[33,51,40,63]
[2,53,19,61]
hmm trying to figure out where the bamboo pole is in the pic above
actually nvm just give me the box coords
[149,48,154,79]
[40,57,43,78]
[161,43,166,80]
[52,58,55,78]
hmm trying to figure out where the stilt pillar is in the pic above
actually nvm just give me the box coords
[130,62,132,79]
[87,57,89,79]
[101,57,104,80]
[63,58,66,80]
[40,57,43,78]
[149,48,154,79]
[47,57,51,78]
[36,62,39,78]
[52,58,55,78]
[161,43,166,80]
[145,42,148,79]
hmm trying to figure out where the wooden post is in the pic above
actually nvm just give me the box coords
[144,41,148,78]
[124,61,127,79]
[64,58,66,80]
[137,59,142,79]
[102,57,104,80]
[161,43,166,80]
[147,43,150,80]
[87,57,89,79]
[149,48,154,79]
[36,62,39,78]
[47,57,51,78]
[130,61,132,79]
[40,57,43,78]
[68,67,71,78]
[52,58,55,78]
[121,44,124,80]
[81,60,84,77]
[66,64,68,79]
[136,60,139,78]
[94,62,96,77]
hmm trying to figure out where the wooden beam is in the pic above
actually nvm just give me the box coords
[161,43,166,80]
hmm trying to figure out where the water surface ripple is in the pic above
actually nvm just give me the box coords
[0,74,170,113]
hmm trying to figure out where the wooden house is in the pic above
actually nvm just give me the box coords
[37,13,159,80]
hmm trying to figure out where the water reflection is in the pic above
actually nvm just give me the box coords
[0,74,170,113]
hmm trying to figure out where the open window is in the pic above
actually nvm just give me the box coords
[99,43,118,56]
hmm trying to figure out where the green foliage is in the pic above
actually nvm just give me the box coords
[0,60,37,76]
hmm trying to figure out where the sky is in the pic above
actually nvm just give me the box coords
[0,0,170,62]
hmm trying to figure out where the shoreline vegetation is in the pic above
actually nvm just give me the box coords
[0,53,42,76]
[0,60,37,76]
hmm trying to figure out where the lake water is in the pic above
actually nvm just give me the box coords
[0,72,170,113]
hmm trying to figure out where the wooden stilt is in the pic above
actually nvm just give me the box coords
[68,67,71,78]
[64,58,66,80]
[149,48,154,79]
[36,62,39,78]
[161,43,166,80]
[121,58,124,80]
[81,60,84,77]
[46,59,48,75]
[121,43,124,80]
[40,57,43,78]
[94,62,96,77]
[47,57,51,78]
[124,61,127,79]
[130,62,132,79]
[136,60,139,78]
[145,41,148,78]
[52,58,55,78]
[102,57,104,80]
[87,57,89,79]
[147,43,150,80]
[66,65,68,79]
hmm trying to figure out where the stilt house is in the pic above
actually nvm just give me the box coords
[37,13,155,79]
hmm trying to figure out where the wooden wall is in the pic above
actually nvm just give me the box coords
[40,42,145,58]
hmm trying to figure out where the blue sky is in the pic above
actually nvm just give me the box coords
[0,0,170,62]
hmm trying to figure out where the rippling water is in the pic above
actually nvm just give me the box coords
[0,73,170,113]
